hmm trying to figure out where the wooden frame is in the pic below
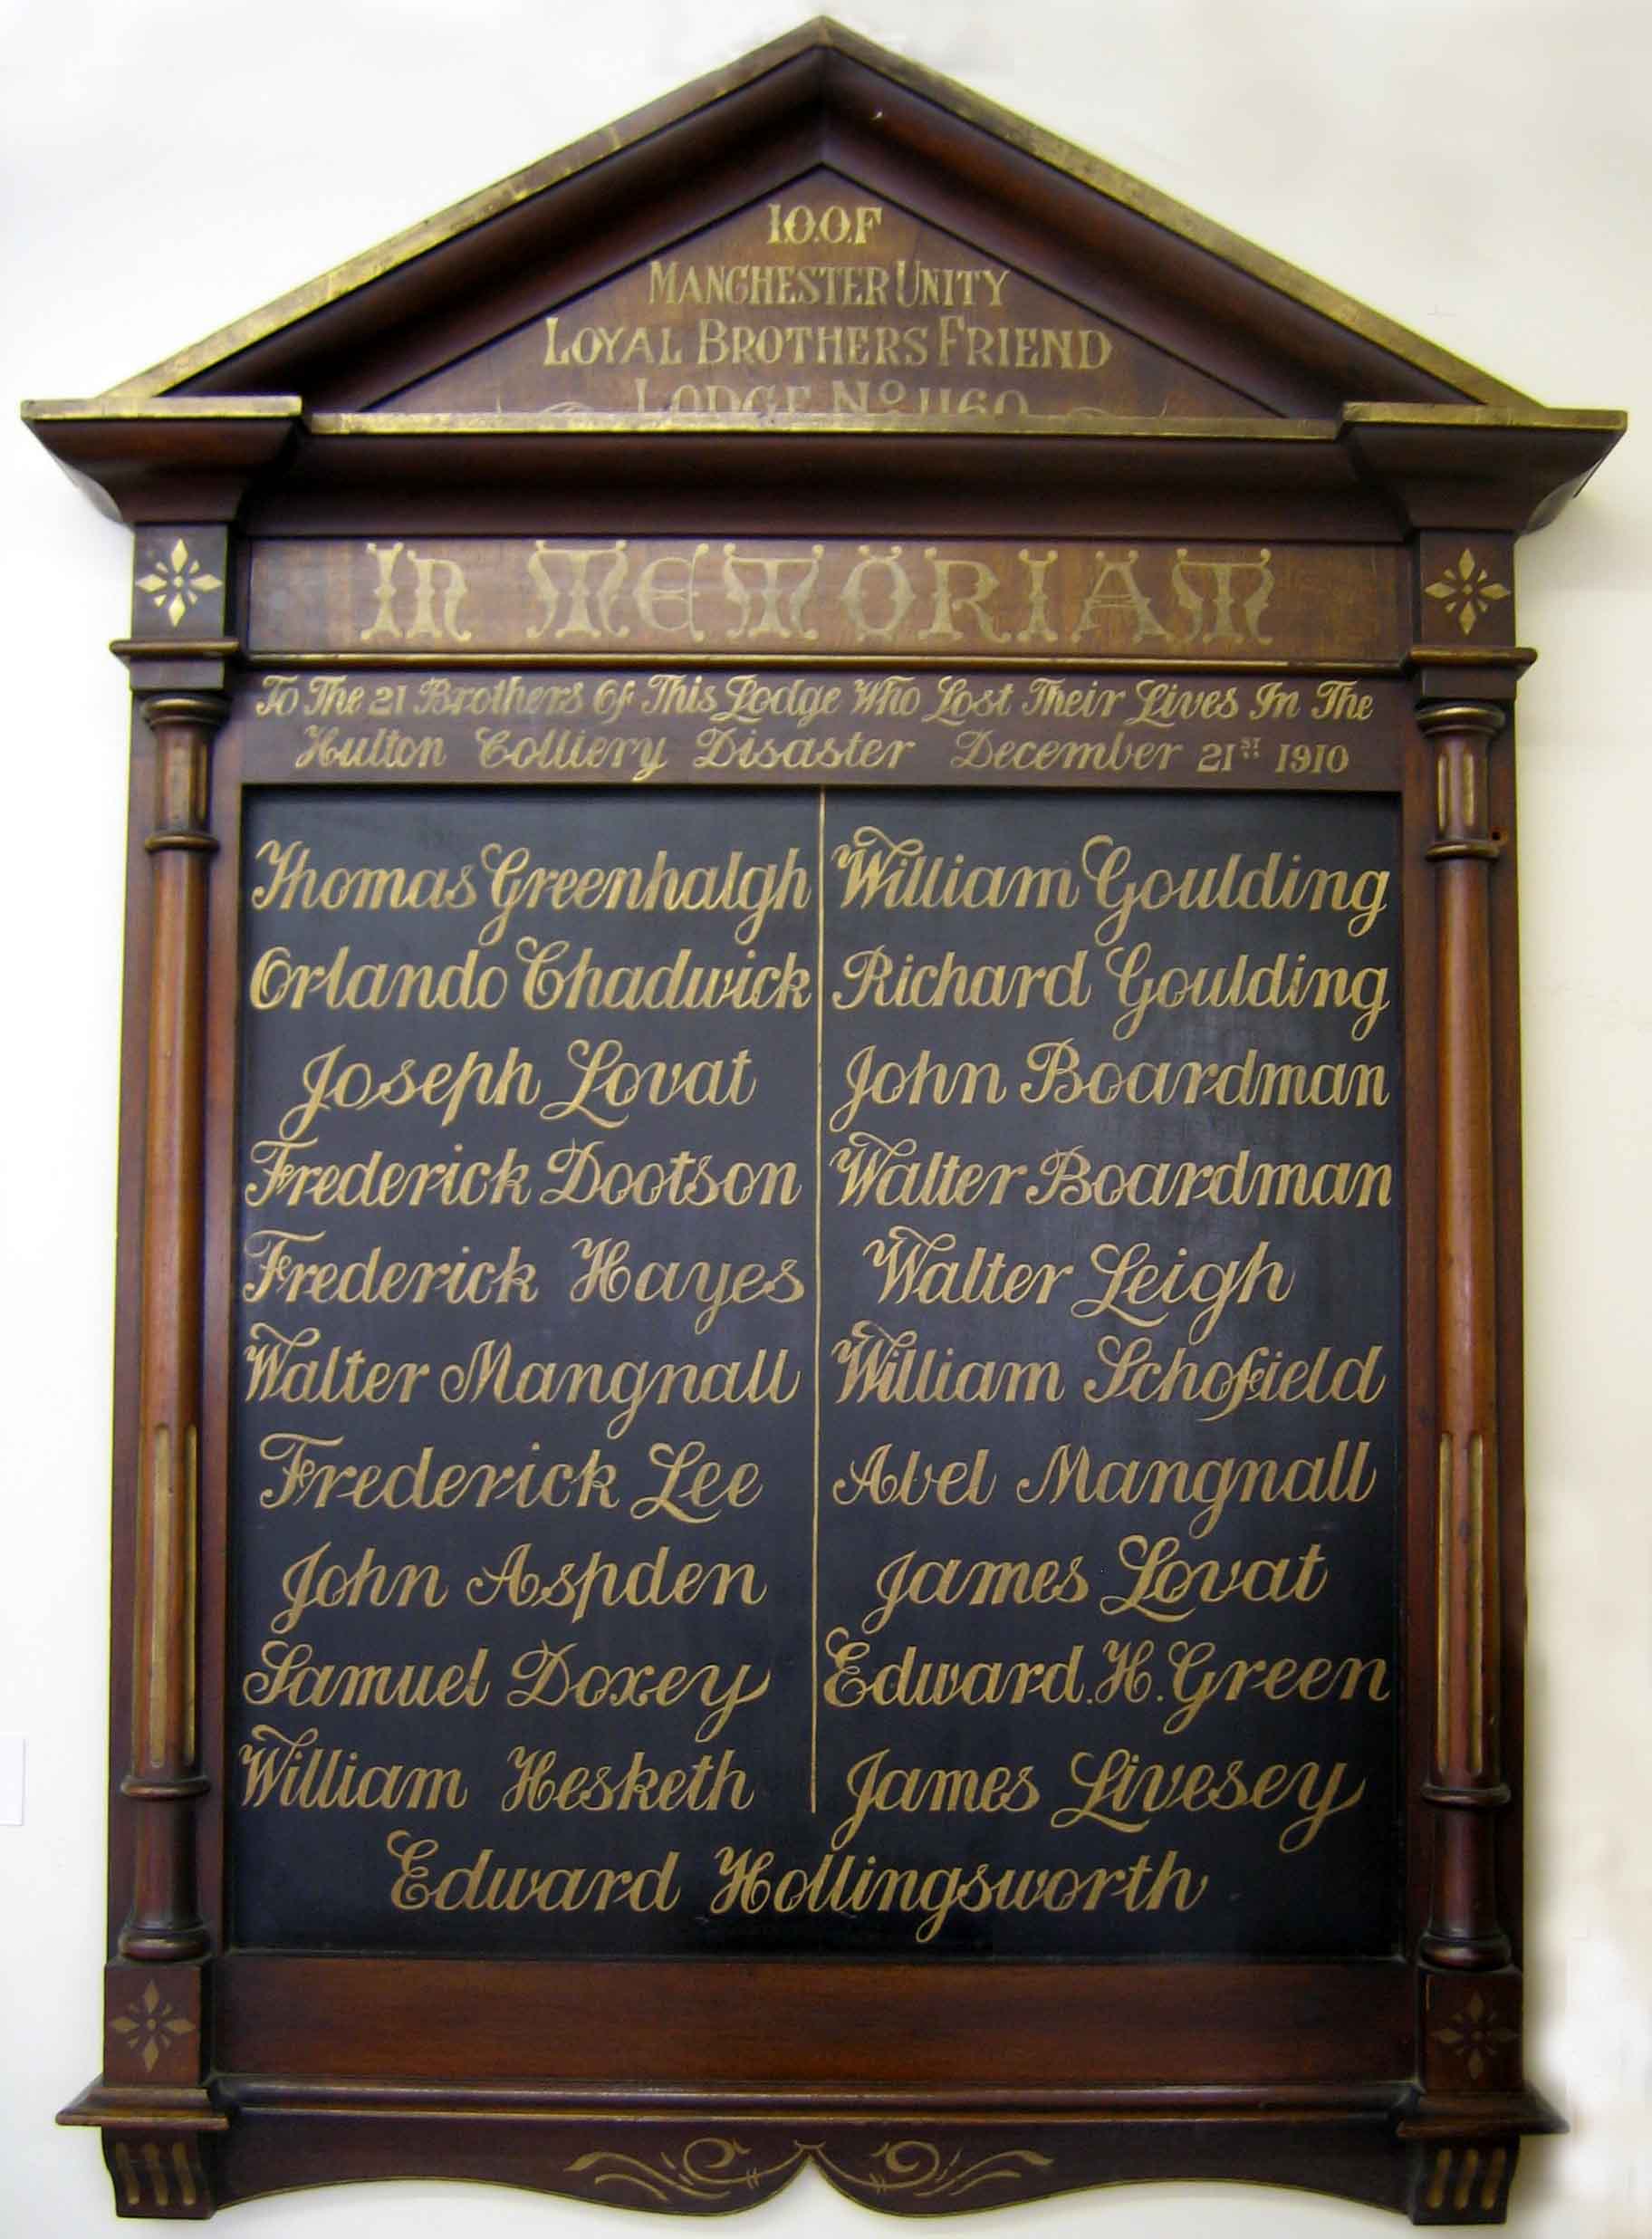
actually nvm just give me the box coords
[25,21,1622,2225]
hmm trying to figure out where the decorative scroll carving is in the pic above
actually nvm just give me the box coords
[820,2139,1057,2204]
[568,2138,809,2207]
[564,2135,1056,2213]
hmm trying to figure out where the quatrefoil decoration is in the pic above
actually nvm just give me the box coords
[110,1979,196,2073]
[136,537,222,629]
[1425,547,1511,636]
[1430,1987,1519,2081]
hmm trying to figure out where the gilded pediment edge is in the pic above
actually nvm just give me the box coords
[83,19,1544,418]
[101,23,838,403]
[821,25,1542,414]
[299,409,1340,441]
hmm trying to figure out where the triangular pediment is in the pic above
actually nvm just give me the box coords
[24,20,1622,533]
[377,166,1269,424]
[91,20,1538,422]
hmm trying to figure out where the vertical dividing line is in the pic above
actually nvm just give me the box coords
[149,1424,173,1771]
[811,788,825,1812]
[183,1425,199,1764]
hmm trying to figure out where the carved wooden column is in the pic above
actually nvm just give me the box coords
[120,689,226,1965]
[1403,694,1543,2225]
[60,656,235,2211]
[50,514,248,2208]
[1419,697,1511,1976]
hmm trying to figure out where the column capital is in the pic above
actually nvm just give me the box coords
[1423,702,1505,865]
[1416,699,1507,741]
[139,689,232,735]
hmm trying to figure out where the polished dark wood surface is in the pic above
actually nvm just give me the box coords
[35,18,1623,2225]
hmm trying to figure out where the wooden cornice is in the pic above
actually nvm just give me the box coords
[21,396,1622,539]
[17,19,1627,533]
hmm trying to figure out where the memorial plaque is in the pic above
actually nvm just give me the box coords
[27,20,1623,2227]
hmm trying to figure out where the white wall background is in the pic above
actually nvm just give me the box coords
[3,3,1647,2234]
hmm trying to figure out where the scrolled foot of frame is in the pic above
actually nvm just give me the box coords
[57,2085,1575,2222]
[1397,2087,1566,2227]
[1405,2138,1518,2225]
[59,2080,227,2220]
[103,2133,218,2221]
